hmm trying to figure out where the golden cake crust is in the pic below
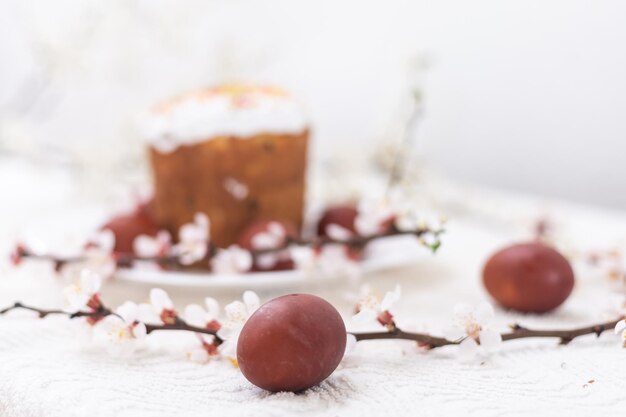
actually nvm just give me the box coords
[149,130,309,248]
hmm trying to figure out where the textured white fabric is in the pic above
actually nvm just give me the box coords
[2,184,626,416]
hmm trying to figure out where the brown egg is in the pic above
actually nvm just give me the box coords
[316,205,358,237]
[482,242,575,313]
[101,203,160,255]
[237,294,347,392]
[237,220,298,271]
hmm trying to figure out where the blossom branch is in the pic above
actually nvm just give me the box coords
[350,318,622,349]
[0,301,222,342]
[143,321,220,339]
[0,301,112,320]
[13,225,443,271]
[253,225,443,255]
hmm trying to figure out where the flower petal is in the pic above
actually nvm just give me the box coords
[354,213,378,237]
[150,288,173,311]
[134,235,157,257]
[267,222,285,238]
[475,302,495,325]
[344,334,357,358]
[132,322,147,339]
[224,301,247,323]
[352,308,378,325]
[453,303,473,319]
[184,304,207,327]
[95,229,116,252]
[479,328,502,350]
[188,347,210,364]
[233,247,253,271]
[116,301,139,324]
[80,269,102,294]
[216,326,235,342]
[614,319,626,335]
[289,246,316,271]
[251,233,276,249]
[458,337,479,360]
[380,285,401,311]
[256,253,278,269]
[204,297,220,319]
[443,325,467,342]
[243,291,260,314]
[194,213,209,231]
[326,224,353,241]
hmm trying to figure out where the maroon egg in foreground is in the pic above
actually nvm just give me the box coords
[482,242,575,313]
[237,294,347,392]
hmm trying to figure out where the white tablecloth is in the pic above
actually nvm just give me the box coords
[1,165,626,416]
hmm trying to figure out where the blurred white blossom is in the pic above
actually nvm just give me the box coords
[289,246,316,273]
[174,213,210,265]
[63,269,102,313]
[217,291,260,361]
[326,224,354,241]
[184,297,221,329]
[186,334,219,364]
[250,222,289,270]
[134,231,172,257]
[317,245,361,280]
[444,302,502,360]
[149,288,177,325]
[65,229,117,281]
[355,200,395,236]
[94,301,147,357]
[352,284,400,329]
[211,245,252,274]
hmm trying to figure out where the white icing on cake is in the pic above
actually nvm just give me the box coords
[140,85,308,153]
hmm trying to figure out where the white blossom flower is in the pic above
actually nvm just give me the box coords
[63,269,102,313]
[184,297,221,329]
[614,319,626,347]
[352,284,401,328]
[94,301,147,357]
[354,200,395,236]
[289,246,317,273]
[80,229,117,280]
[250,222,289,269]
[326,224,354,241]
[188,344,211,363]
[149,288,177,324]
[250,222,286,249]
[211,245,252,274]
[217,291,260,361]
[317,245,361,280]
[133,231,172,257]
[186,334,219,364]
[174,213,210,265]
[394,211,424,233]
[444,302,502,360]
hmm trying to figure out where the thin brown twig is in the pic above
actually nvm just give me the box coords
[0,302,222,341]
[1,302,621,351]
[15,226,444,270]
[350,319,622,349]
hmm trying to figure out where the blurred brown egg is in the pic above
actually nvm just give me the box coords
[237,294,347,392]
[482,242,575,313]
[237,220,298,271]
[101,203,159,255]
[316,205,358,237]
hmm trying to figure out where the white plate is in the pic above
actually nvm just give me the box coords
[115,235,425,290]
